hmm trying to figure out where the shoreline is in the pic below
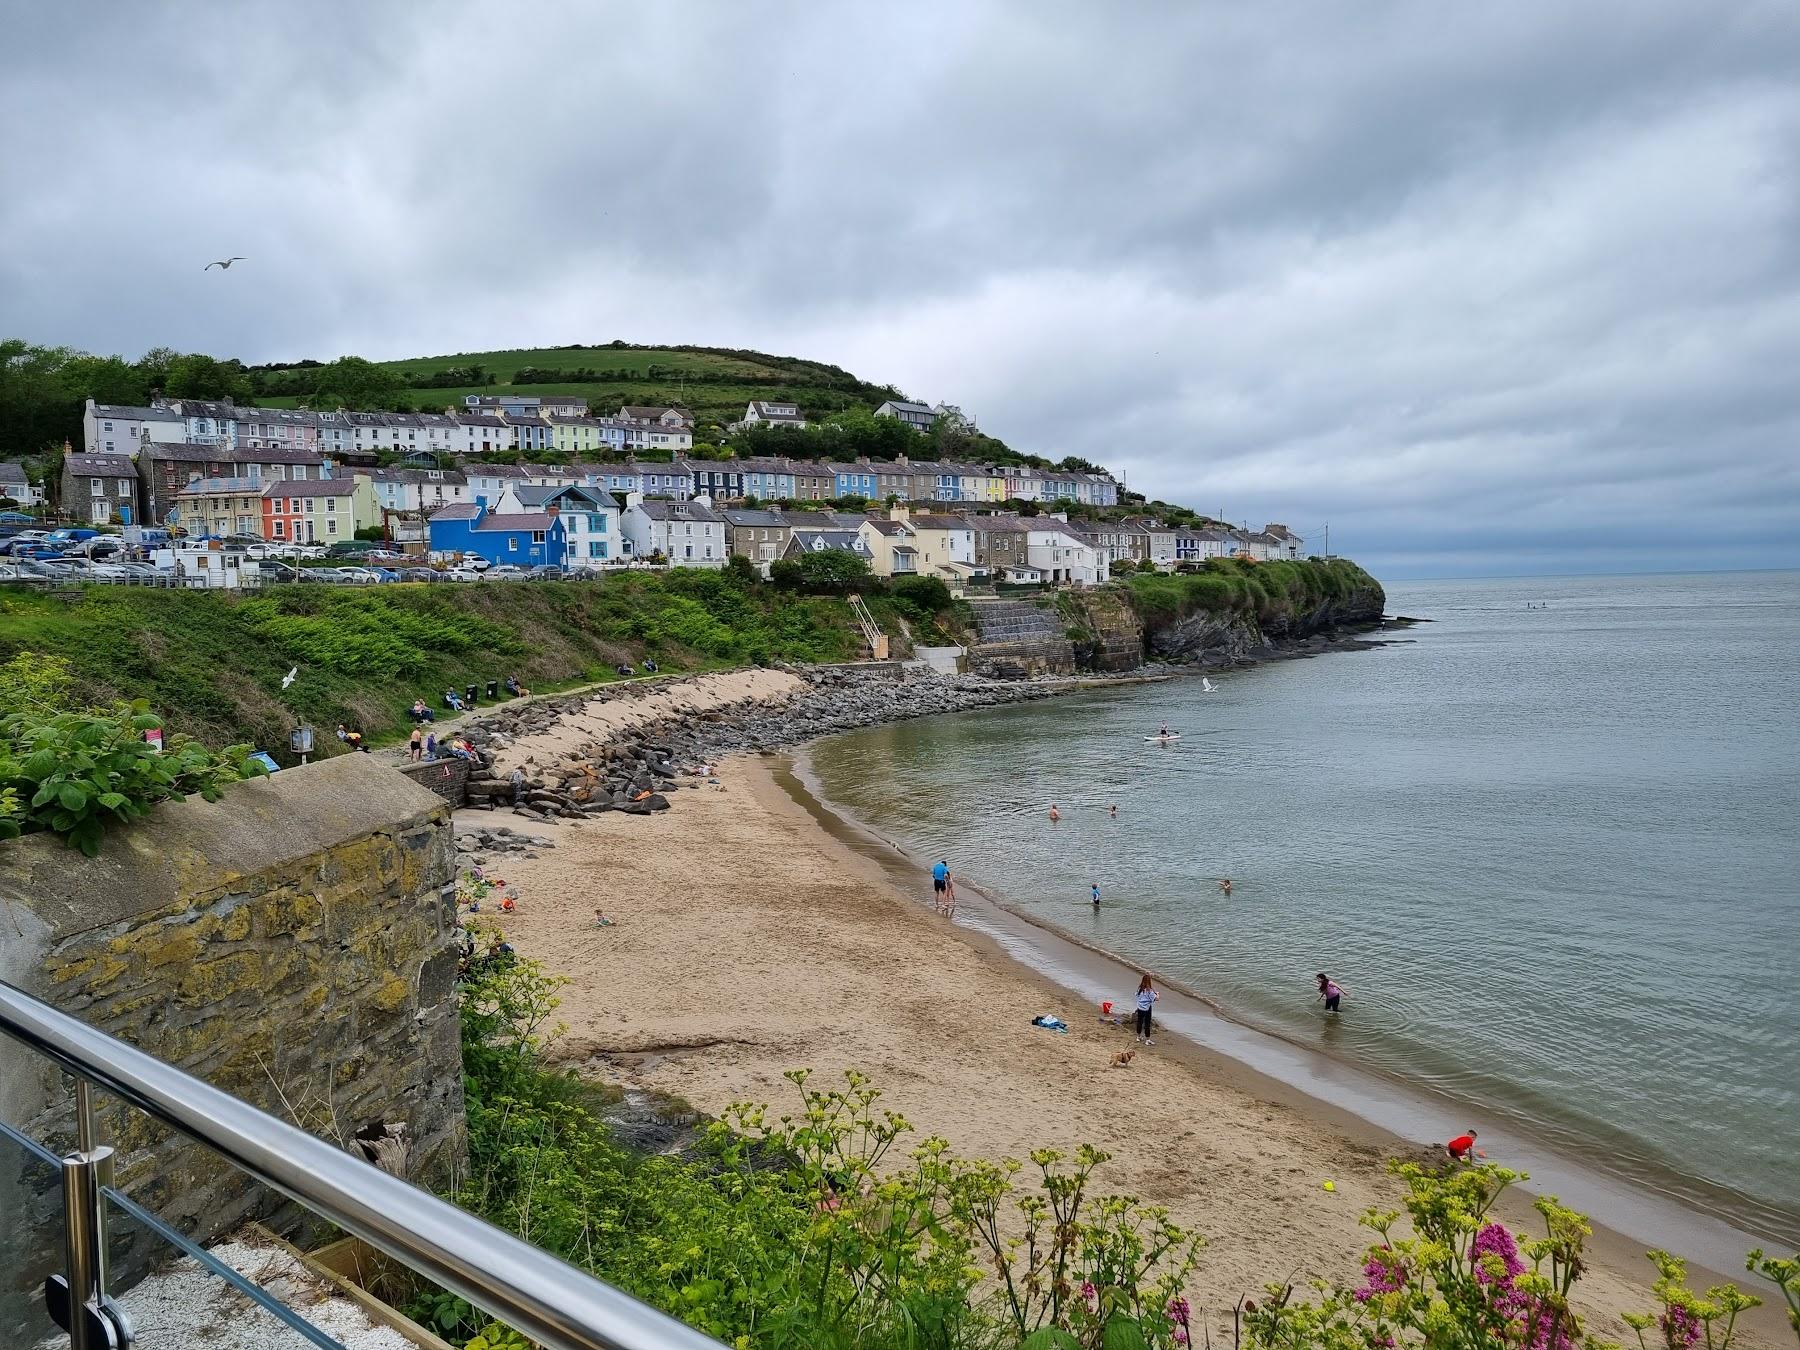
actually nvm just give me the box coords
[474,738,1787,1346]
[777,746,1790,1279]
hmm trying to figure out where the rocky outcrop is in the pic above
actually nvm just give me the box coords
[1061,590,1145,672]
[1144,583,1386,665]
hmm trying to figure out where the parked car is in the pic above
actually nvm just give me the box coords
[396,567,438,583]
[244,560,299,583]
[0,563,50,584]
[527,565,565,579]
[72,536,125,559]
[0,530,50,556]
[47,528,100,545]
[487,564,527,578]
[444,567,484,582]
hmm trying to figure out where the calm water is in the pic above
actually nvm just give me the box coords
[807,572,1800,1244]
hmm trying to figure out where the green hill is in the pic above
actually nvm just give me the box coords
[248,342,902,438]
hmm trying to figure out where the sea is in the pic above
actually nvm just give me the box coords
[803,571,1800,1253]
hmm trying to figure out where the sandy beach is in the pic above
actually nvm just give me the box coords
[474,752,1786,1345]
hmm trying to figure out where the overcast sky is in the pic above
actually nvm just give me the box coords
[5,2,1798,577]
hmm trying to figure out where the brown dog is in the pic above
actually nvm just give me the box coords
[1110,1049,1137,1067]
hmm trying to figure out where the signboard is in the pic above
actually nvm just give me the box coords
[289,726,315,755]
[143,728,164,753]
[248,751,281,774]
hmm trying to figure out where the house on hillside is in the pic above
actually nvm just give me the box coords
[966,513,1033,572]
[541,394,589,417]
[506,413,553,453]
[495,482,618,568]
[857,516,920,578]
[451,412,514,455]
[731,400,806,431]
[619,405,695,430]
[874,399,934,433]
[465,462,533,505]
[621,495,725,567]
[684,460,744,501]
[61,453,139,524]
[891,507,977,582]
[782,529,873,563]
[465,394,543,418]
[1091,520,1150,566]
[176,478,269,538]
[790,462,838,501]
[141,444,331,526]
[367,466,471,516]
[548,415,604,457]
[261,476,379,545]
[826,462,879,500]
[721,507,794,566]
[0,461,44,506]
[1264,523,1305,559]
[82,400,187,456]
[1027,520,1109,586]
[427,502,567,569]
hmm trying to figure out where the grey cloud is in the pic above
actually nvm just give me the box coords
[3,0,1798,576]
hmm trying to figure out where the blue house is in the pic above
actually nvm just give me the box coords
[428,502,567,568]
[830,463,879,499]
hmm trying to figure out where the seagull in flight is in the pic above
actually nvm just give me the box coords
[204,257,246,271]
[281,666,298,690]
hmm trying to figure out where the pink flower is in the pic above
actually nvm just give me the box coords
[1354,1247,1407,1302]
[1167,1296,1191,1325]
[1081,1281,1098,1314]
[1173,1327,1189,1345]
[1661,1305,1701,1348]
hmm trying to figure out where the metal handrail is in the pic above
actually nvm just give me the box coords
[0,979,724,1350]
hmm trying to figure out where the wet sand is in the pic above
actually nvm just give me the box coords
[476,756,1787,1345]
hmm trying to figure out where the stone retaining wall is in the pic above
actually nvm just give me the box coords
[399,754,470,806]
[0,756,464,1339]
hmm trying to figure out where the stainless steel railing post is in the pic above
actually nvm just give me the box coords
[48,1081,133,1350]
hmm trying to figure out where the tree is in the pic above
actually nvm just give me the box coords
[795,549,870,592]
[309,355,404,410]
[725,554,758,583]
[890,575,952,614]
[164,353,251,402]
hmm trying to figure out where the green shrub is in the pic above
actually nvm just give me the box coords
[890,574,953,617]
[0,703,265,854]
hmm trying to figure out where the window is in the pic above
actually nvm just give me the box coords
[531,530,546,544]
[684,545,693,558]
[327,518,338,535]
[90,479,104,496]
[272,520,284,538]
[104,441,114,452]
[305,498,315,513]
[508,537,519,550]
[103,421,113,432]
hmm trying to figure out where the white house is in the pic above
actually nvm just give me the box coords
[452,413,514,455]
[1026,522,1109,586]
[367,467,471,515]
[733,400,806,430]
[1264,523,1305,559]
[497,482,621,569]
[0,461,44,506]
[621,493,725,567]
[83,400,187,456]
[466,463,534,504]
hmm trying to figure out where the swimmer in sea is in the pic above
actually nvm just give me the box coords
[1219,877,1232,896]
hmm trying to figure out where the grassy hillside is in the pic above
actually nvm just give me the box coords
[0,576,917,757]
[1121,557,1385,632]
[251,343,899,436]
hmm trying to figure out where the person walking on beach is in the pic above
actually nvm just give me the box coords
[931,860,951,914]
[943,873,957,919]
[1446,1129,1479,1162]
[1316,972,1344,1013]
[1133,974,1158,1044]
[408,727,423,762]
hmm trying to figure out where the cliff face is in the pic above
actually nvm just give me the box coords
[1126,560,1385,665]
[1062,590,1146,672]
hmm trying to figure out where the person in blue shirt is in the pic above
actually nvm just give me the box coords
[1091,883,1101,908]
[931,860,951,915]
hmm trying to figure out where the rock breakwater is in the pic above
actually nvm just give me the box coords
[444,666,1061,824]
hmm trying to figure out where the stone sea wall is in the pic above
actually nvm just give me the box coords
[0,755,463,1338]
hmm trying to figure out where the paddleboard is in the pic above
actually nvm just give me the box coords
[1143,734,1182,742]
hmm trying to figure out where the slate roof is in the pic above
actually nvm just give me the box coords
[64,453,137,477]
[91,403,183,423]
[474,511,559,532]
[429,504,483,521]
[262,479,362,498]
[636,499,721,524]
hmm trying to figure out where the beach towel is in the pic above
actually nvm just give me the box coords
[1030,1014,1069,1033]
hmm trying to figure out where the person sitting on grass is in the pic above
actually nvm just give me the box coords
[505,674,529,698]
[409,699,435,723]
[444,688,465,712]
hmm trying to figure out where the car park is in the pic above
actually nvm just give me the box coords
[0,563,50,584]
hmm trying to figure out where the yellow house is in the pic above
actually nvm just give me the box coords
[956,465,1006,502]
[856,516,921,577]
